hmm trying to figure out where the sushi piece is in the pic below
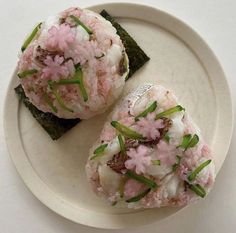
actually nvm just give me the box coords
[86,84,215,208]
[17,7,129,119]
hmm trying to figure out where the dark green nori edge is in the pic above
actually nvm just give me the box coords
[100,10,150,79]
[14,85,80,140]
[15,10,149,140]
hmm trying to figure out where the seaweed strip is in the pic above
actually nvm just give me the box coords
[15,10,150,140]
[14,85,80,140]
[100,10,150,79]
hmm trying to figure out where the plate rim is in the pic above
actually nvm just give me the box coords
[3,2,234,229]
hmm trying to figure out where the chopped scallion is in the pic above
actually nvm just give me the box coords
[118,134,126,156]
[152,160,161,165]
[111,121,144,140]
[189,184,206,198]
[156,105,185,119]
[126,188,151,203]
[17,69,38,79]
[188,160,212,182]
[135,101,157,121]
[90,144,108,160]
[69,15,92,35]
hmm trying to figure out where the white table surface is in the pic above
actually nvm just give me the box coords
[0,0,235,232]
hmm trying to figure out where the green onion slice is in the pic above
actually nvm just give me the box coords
[118,134,126,156]
[189,184,206,198]
[43,92,57,113]
[74,64,88,102]
[188,160,212,182]
[135,101,157,121]
[53,78,80,85]
[178,134,192,149]
[17,69,38,79]
[21,22,42,52]
[69,15,92,35]
[163,134,170,143]
[187,134,199,149]
[126,188,151,203]
[156,105,185,119]
[178,134,199,151]
[125,170,158,189]
[48,81,74,113]
[90,144,108,160]
[111,121,144,140]
[172,155,181,172]
[151,160,161,165]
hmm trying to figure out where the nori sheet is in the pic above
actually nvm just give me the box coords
[100,10,150,79]
[14,85,80,140]
[15,10,150,140]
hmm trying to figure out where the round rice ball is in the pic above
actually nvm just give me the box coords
[18,7,129,119]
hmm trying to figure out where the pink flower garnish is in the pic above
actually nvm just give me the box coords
[135,112,164,140]
[156,140,177,166]
[46,24,75,51]
[42,55,71,80]
[124,179,147,198]
[125,145,151,174]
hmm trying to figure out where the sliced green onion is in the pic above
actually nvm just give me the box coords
[54,78,80,85]
[163,134,170,143]
[178,134,192,149]
[90,144,108,160]
[172,155,181,172]
[17,69,38,79]
[135,101,157,121]
[111,121,144,140]
[188,160,212,182]
[125,170,158,189]
[126,188,151,203]
[69,15,92,35]
[21,22,42,52]
[48,81,74,113]
[178,134,199,151]
[155,105,185,119]
[119,176,128,198]
[187,134,199,149]
[43,92,57,113]
[74,64,88,102]
[152,160,161,165]
[189,184,206,198]
[118,134,126,156]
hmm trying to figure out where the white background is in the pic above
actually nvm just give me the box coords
[0,0,235,232]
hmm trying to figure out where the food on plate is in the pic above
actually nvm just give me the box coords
[86,84,215,208]
[17,7,129,119]
[15,9,149,140]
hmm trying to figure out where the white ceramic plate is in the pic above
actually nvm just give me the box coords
[4,3,233,229]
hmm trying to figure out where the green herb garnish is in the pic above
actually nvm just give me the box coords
[53,78,80,85]
[178,134,192,149]
[178,134,199,151]
[74,64,88,102]
[172,155,181,172]
[188,160,212,182]
[125,170,158,189]
[90,144,108,160]
[17,69,38,79]
[156,105,185,119]
[111,121,144,140]
[135,101,157,121]
[126,188,151,203]
[69,15,92,35]
[118,134,126,156]
[163,134,170,143]
[43,92,57,113]
[48,81,74,113]
[152,160,161,165]
[189,184,206,198]
[119,176,128,198]
[21,22,42,52]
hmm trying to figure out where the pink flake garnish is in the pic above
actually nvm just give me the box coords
[42,55,71,80]
[125,145,151,174]
[124,179,146,198]
[135,112,164,140]
[46,24,75,51]
[156,140,177,166]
